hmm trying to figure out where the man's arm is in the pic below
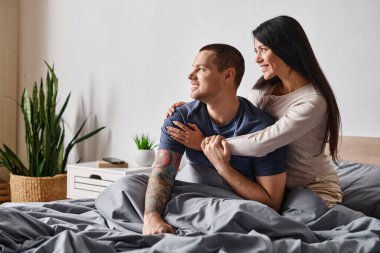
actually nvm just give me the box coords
[143,149,182,235]
[213,164,285,211]
[201,135,286,211]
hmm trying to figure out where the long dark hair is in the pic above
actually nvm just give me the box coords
[252,16,341,163]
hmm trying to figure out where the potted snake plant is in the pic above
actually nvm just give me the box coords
[0,62,105,202]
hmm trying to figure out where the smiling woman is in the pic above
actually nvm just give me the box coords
[218,17,342,208]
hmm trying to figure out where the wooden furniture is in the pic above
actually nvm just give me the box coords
[0,179,10,203]
[67,162,152,199]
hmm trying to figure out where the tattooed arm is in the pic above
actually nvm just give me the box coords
[143,149,182,235]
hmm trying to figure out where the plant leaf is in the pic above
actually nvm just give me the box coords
[2,144,28,175]
[55,93,70,126]
[74,126,105,144]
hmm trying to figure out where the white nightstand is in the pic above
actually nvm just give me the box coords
[67,162,152,199]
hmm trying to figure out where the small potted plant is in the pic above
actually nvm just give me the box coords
[133,134,157,167]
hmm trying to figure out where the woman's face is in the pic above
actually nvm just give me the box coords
[254,38,289,80]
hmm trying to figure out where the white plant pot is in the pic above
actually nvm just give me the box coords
[134,149,156,167]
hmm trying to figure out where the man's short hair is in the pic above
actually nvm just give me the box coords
[200,43,245,88]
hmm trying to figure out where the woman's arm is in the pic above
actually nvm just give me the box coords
[228,96,327,157]
[202,136,286,211]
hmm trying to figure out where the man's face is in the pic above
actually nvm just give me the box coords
[188,50,225,102]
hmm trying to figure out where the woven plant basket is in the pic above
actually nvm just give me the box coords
[10,173,67,202]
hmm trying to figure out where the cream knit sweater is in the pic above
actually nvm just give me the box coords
[228,84,339,189]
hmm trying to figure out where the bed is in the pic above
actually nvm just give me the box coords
[0,136,379,253]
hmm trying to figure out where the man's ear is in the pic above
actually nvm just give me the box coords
[225,68,236,82]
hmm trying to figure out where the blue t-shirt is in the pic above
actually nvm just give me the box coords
[159,97,285,180]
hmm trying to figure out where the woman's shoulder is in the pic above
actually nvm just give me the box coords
[284,84,327,118]
[299,84,327,109]
[247,84,272,106]
[248,83,327,110]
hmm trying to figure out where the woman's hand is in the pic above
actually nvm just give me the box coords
[201,135,231,171]
[165,101,187,118]
[167,121,204,151]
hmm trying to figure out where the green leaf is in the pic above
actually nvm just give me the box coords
[2,144,28,175]
[61,125,105,171]
[55,93,70,126]
[74,126,105,144]
[21,89,32,128]
[37,160,45,177]
[39,79,45,126]
[0,149,17,174]
[70,117,88,143]
[32,84,39,127]
[57,123,65,173]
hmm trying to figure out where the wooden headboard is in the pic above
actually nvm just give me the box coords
[337,136,380,167]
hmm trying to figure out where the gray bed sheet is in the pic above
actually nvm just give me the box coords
[0,161,379,253]
[337,160,380,218]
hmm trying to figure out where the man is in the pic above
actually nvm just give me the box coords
[143,43,286,235]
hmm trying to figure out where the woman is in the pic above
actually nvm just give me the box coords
[166,16,342,207]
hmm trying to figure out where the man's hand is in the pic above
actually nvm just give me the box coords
[201,135,231,171]
[143,213,176,235]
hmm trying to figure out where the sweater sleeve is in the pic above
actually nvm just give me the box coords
[227,95,327,157]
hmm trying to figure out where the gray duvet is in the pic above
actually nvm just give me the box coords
[1,161,380,253]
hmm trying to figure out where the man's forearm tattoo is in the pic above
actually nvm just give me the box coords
[144,149,182,216]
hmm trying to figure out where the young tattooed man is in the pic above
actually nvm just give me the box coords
[143,44,286,235]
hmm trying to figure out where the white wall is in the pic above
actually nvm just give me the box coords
[18,0,380,165]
